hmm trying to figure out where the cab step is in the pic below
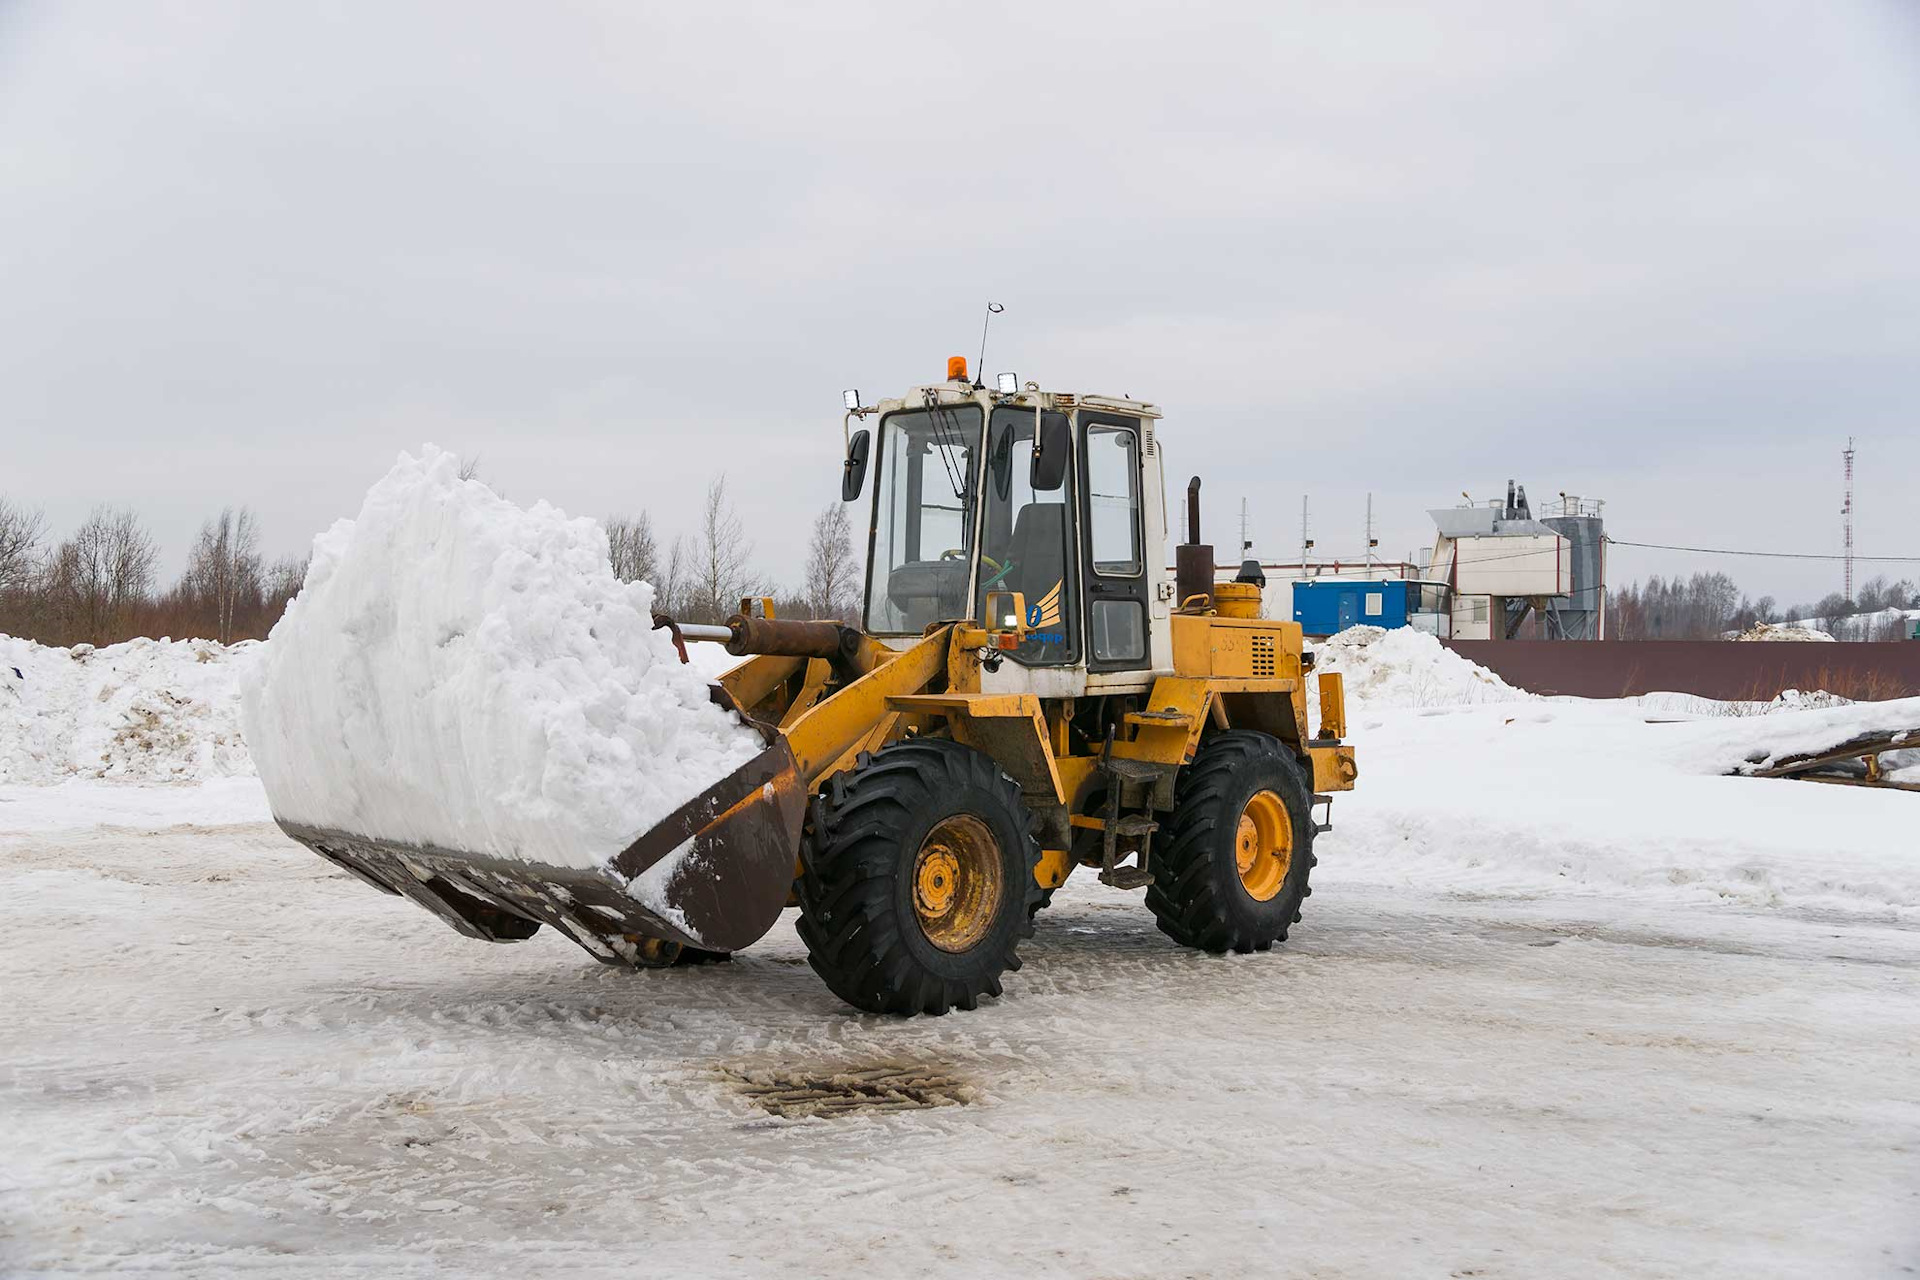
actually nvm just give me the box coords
[1098,813,1158,890]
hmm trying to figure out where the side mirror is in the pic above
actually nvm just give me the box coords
[842,428,871,502]
[1029,413,1070,492]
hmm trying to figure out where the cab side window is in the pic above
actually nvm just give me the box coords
[1085,423,1146,666]
[1088,427,1141,574]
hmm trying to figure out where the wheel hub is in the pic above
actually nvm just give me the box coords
[910,815,1003,953]
[1234,790,1293,902]
[915,848,961,918]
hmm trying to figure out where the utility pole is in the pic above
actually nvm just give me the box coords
[1842,438,1856,601]
[1239,497,1253,558]
[1299,497,1313,572]
[1364,493,1375,574]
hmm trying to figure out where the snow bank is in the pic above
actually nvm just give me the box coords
[1,635,257,784]
[1304,626,1920,916]
[1324,697,1920,917]
[1313,626,1529,710]
[240,446,764,870]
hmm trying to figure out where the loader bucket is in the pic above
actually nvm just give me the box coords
[275,686,809,964]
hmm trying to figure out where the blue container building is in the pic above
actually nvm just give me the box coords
[1291,579,1418,637]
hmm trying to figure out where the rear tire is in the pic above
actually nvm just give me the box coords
[797,739,1042,1015]
[1146,731,1316,954]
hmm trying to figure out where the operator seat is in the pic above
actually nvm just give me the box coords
[1004,502,1068,633]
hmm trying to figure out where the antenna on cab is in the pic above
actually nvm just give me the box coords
[975,301,1005,389]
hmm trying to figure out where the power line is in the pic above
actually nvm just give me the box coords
[1606,536,1920,564]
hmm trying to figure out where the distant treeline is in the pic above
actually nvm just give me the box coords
[1604,572,1919,641]
[0,500,306,648]
[0,472,860,649]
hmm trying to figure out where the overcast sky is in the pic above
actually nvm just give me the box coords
[3,1,1917,609]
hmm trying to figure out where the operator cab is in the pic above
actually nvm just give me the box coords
[842,360,1169,688]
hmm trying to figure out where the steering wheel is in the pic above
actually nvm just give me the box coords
[939,549,1006,572]
[981,560,1016,590]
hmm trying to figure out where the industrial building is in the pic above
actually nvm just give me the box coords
[1211,483,1606,640]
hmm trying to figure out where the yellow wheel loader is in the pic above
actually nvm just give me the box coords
[277,360,1357,1015]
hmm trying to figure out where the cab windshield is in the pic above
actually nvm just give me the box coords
[864,403,982,634]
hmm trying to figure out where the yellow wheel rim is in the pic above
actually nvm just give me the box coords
[1235,790,1293,902]
[912,815,1003,953]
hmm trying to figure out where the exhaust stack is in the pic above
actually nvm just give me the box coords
[1174,476,1215,609]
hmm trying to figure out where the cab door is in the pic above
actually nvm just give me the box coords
[1078,413,1151,673]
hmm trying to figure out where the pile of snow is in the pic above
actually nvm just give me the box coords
[240,446,764,870]
[1732,621,1835,642]
[1,635,257,784]
[1313,626,1529,710]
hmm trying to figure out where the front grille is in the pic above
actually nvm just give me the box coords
[1251,634,1275,677]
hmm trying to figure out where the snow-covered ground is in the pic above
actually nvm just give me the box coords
[5,814,1917,1278]
[4,626,1919,1275]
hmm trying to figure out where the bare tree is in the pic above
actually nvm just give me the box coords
[183,507,264,643]
[605,512,659,586]
[0,497,46,594]
[655,534,692,618]
[47,506,157,643]
[803,501,858,621]
[261,554,309,624]
[689,475,760,622]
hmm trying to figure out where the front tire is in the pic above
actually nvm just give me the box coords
[1146,731,1316,954]
[797,739,1043,1015]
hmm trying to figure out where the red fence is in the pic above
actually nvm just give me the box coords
[1442,640,1920,702]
